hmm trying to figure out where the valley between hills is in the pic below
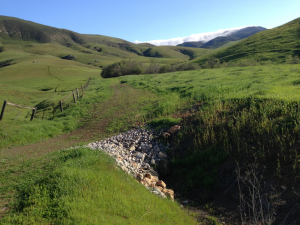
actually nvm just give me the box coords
[0,15,300,224]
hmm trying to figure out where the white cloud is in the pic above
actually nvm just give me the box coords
[135,26,259,46]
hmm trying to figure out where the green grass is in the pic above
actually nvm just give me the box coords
[149,117,181,131]
[194,16,300,65]
[119,64,300,191]
[120,64,300,102]
[0,73,116,148]
[0,15,212,70]
[2,14,300,224]
[1,148,196,225]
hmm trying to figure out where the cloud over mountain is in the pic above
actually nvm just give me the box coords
[135,26,261,46]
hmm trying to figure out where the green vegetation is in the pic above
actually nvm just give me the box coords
[120,64,300,191]
[0,62,112,148]
[149,117,181,131]
[1,148,195,224]
[2,14,300,224]
[101,59,200,78]
[0,15,213,69]
[120,64,300,101]
[194,17,300,65]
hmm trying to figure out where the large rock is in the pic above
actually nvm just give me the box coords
[136,173,144,181]
[158,152,168,159]
[143,168,158,177]
[143,177,152,186]
[156,186,164,192]
[163,132,170,139]
[151,175,159,183]
[156,180,166,189]
[150,159,156,165]
[135,152,145,162]
[162,189,174,200]
[168,125,181,134]
[152,187,167,198]
[144,173,152,180]
[140,142,151,151]
[158,159,170,177]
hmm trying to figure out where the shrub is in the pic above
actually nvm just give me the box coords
[203,57,220,68]
[101,60,143,78]
[101,60,201,78]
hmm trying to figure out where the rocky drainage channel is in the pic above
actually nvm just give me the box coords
[87,125,181,201]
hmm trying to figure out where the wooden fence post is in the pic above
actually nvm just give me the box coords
[30,107,36,121]
[72,91,77,104]
[42,105,45,120]
[76,88,79,99]
[60,101,63,112]
[0,100,7,121]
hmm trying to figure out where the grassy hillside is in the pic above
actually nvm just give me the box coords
[1,148,196,224]
[194,17,300,64]
[0,15,130,45]
[0,15,212,69]
[119,65,300,224]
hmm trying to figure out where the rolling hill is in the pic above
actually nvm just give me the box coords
[193,17,300,64]
[0,15,213,69]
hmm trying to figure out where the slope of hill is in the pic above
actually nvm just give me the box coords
[177,26,266,49]
[194,18,300,64]
[0,15,213,68]
[0,15,131,45]
[200,35,240,49]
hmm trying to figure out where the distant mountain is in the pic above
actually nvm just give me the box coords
[137,26,266,46]
[200,36,240,49]
[194,17,300,64]
[177,26,267,49]
[229,26,267,39]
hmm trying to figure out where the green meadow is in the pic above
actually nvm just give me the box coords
[1,62,300,221]
[121,64,300,102]
[1,14,300,224]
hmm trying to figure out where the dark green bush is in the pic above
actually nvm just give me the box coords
[101,60,143,78]
[101,60,201,78]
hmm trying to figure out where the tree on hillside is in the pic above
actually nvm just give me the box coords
[203,57,220,69]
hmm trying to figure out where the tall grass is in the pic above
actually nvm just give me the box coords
[167,97,300,192]
[119,64,300,191]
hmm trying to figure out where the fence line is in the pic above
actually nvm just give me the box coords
[0,100,37,121]
[59,77,91,112]
[1,77,92,121]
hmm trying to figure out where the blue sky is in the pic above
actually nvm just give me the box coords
[0,0,299,43]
